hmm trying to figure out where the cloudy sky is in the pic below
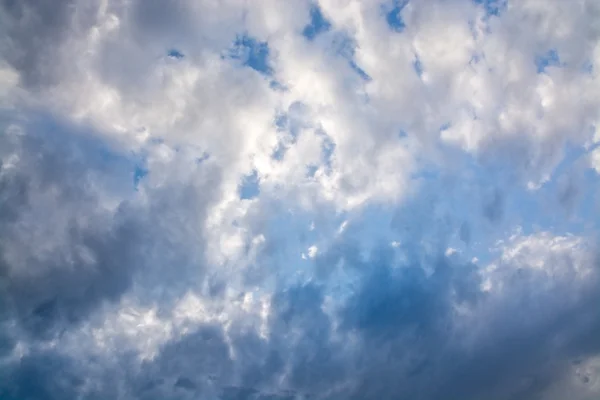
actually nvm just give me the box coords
[1,0,600,399]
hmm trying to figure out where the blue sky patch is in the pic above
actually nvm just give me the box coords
[269,80,287,91]
[271,103,311,161]
[306,164,319,178]
[414,56,424,77]
[328,33,371,81]
[239,170,261,200]
[349,60,371,81]
[271,142,287,161]
[384,0,408,32]
[133,164,148,190]
[303,5,332,40]
[167,49,184,60]
[474,0,507,17]
[321,133,336,171]
[536,49,562,73]
[229,35,273,76]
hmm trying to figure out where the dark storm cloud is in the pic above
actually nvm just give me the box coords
[0,117,223,400]
[134,325,234,399]
[0,117,140,342]
[338,240,600,400]
[0,351,82,400]
[0,112,222,348]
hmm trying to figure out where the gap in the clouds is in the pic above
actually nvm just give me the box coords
[487,145,597,245]
[536,49,563,73]
[271,143,287,161]
[22,112,137,182]
[271,103,308,162]
[272,112,289,161]
[320,130,336,172]
[413,55,424,78]
[330,33,371,81]
[133,163,148,190]
[167,49,184,60]
[283,102,308,140]
[228,35,273,76]
[304,15,371,81]
[269,80,288,92]
[270,104,336,174]
[306,164,319,178]
[439,122,452,132]
[348,60,371,81]
[581,60,594,75]
[239,170,261,200]
[294,129,336,177]
[383,0,408,32]
[303,4,332,41]
[393,140,600,268]
[531,143,600,233]
[473,0,507,17]
[262,205,348,288]
[132,138,156,190]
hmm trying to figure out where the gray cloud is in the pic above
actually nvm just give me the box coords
[116,243,600,400]
[0,0,94,88]
[1,226,599,399]
[0,111,222,348]
[2,1,600,399]
[0,119,138,341]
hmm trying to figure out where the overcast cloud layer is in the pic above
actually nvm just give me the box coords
[1,0,600,399]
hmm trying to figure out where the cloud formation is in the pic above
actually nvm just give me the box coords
[1,0,600,399]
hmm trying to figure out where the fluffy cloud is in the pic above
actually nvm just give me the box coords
[1,0,600,399]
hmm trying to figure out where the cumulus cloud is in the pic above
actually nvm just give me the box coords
[1,0,600,399]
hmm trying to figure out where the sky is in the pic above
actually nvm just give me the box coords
[1,0,600,399]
